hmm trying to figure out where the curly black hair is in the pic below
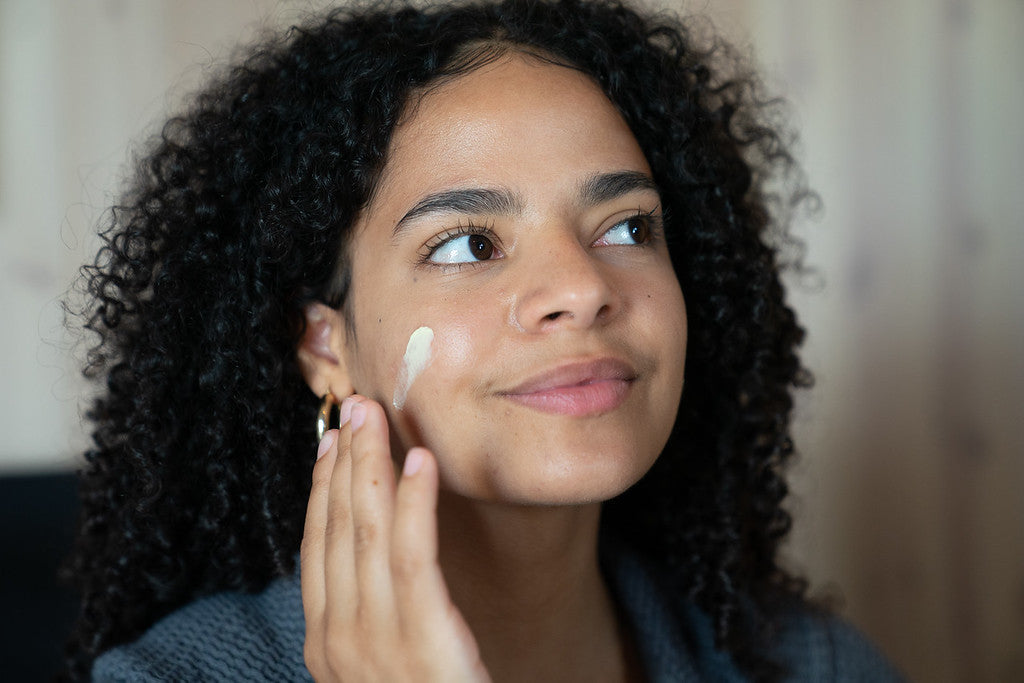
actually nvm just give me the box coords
[63,0,813,679]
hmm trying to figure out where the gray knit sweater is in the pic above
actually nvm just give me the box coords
[93,544,904,682]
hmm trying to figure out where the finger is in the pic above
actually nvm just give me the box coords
[349,399,399,626]
[323,396,360,622]
[300,428,339,633]
[391,448,450,638]
[392,449,486,678]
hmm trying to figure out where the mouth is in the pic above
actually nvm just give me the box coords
[498,358,637,417]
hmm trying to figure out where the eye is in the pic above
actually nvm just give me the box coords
[428,232,498,264]
[595,214,652,246]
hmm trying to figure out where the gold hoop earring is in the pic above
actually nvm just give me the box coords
[316,392,337,442]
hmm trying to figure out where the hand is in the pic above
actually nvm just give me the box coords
[301,396,491,682]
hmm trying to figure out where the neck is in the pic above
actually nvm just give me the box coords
[436,494,641,683]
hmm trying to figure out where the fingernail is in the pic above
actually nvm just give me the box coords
[350,402,367,431]
[316,430,337,461]
[403,448,424,477]
[338,397,356,427]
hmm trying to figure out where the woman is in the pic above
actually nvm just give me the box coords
[66,0,903,680]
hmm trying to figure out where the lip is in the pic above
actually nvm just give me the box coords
[498,358,637,417]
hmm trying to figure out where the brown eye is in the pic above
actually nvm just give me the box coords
[597,215,652,246]
[428,233,499,264]
[625,216,650,244]
[469,234,494,259]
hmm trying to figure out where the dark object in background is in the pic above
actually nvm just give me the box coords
[0,472,80,681]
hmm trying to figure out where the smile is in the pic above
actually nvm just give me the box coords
[499,358,636,417]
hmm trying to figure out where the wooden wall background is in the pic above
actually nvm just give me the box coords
[1,1,1020,680]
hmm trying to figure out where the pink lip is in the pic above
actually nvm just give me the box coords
[499,358,636,417]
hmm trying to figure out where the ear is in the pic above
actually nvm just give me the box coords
[296,302,355,399]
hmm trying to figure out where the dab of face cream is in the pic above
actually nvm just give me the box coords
[392,326,434,410]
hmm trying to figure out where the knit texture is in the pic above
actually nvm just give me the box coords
[93,543,905,682]
[92,571,309,682]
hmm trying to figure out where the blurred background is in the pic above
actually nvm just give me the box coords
[1,0,1021,680]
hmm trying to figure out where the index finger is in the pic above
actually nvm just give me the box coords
[301,427,339,630]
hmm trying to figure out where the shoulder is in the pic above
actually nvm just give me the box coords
[671,596,907,683]
[766,604,907,683]
[600,537,905,682]
[91,571,311,682]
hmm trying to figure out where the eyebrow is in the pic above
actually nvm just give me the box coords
[577,170,659,207]
[391,170,659,240]
[393,188,523,239]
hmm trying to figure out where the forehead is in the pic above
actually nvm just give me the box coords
[362,55,651,224]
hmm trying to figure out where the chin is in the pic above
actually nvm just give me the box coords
[438,446,658,507]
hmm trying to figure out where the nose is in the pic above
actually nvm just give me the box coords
[512,237,620,333]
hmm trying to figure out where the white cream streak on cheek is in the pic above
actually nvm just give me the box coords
[392,326,434,410]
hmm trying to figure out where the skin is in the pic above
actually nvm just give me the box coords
[299,55,687,682]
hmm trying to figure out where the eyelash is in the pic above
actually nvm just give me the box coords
[419,221,500,268]
[594,207,664,249]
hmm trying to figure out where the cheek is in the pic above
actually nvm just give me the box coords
[667,286,688,346]
[344,302,417,404]
[415,315,500,417]
[392,326,435,409]
[432,321,475,373]
[637,271,687,407]
[633,267,687,340]
[348,333,395,401]
[379,318,492,459]
[384,317,484,410]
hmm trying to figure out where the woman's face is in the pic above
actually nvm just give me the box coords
[340,55,687,505]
